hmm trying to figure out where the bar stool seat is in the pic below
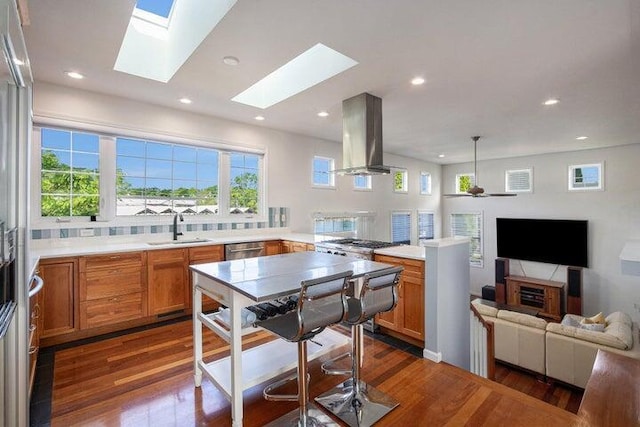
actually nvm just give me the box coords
[259,270,353,427]
[315,266,403,427]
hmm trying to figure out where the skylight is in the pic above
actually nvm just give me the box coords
[115,0,237,82]
[232,44,358,109]
[136,0,176,19]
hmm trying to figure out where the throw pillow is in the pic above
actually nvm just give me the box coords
[579,319,605,332]
[583,312,605,324]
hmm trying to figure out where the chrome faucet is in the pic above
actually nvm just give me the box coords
[173,213,184,240]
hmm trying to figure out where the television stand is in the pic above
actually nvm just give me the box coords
[505,276,565,321]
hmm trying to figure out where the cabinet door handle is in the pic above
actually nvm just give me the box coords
[110,297,120,302]
[109,255,121,260]
[28,275,44,298]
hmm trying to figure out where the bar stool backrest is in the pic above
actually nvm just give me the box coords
[348,266,403,324]
[293,270,352,341]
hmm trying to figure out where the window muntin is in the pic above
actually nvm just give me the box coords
[456,173,475,194]
[394,169,408,193]
[420,172,431,195]
[354,175,372,191]
[230,153,260,214]
[569,163,603,191]
[391,211,411,244]
[418,211,435,245]
[451,212,483,267]
[40,128,100,217]
[505,168,532,193]
[313,156,335,187]
[116,137,220,216]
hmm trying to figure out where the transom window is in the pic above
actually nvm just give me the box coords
[394,169,408,193]
[451,212,483,267]
[313,156,335,188]
[116,138,220,215]
[505,168,532,193]
[456,173,475,194]
[354,175,372,191]
[40,128,100,217]
[420,172,432,195]
[568,163,603,191]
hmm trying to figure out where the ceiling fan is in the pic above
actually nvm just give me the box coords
[444,136,516,198]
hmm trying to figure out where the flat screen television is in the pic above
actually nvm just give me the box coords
[496,218,588,268]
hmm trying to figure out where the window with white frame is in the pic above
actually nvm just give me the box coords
[451,212,483,267]
[35,126,265,220]
[505,168,532,193]
[40,128,101,217]
[391,211,411,244]
[393,169,408,193]
[314,217,357,234]
[420,172,431,195]
[312,156,335,188]
[456,173,475,194]
[353,175,372,191]
[568,163,603,191]
[418,211,435,246]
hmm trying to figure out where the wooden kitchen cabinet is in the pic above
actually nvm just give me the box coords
[39,257,79,339]
[188,245,224,311]
[79,251,147,329]
[281,240,314,253]
[148,248,189,315]
[374,254,425,344]
[264,240,281,256]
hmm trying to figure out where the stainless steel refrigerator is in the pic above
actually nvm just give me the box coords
[0,1,32,425]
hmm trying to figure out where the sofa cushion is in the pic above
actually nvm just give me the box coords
[471,299,498,318]
[579,319,605,332]
[547,321,632,350]
[497,310,547,329]
[606,311,632,327]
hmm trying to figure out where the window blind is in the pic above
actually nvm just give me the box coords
[506,169,532,192]
[418,212,434,244]
[451,213,483,266]
[391,212,411,244]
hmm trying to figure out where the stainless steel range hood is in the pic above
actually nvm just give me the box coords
[337,92,392,175]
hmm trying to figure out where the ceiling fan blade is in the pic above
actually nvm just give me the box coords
[443,193,472,197]
[484,193,517,197]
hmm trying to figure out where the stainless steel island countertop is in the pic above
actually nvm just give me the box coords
[189,251,393,302]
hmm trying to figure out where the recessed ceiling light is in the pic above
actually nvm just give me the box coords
[411,76,425,85]
[543,98,559,106]
[317,111,329,117]
[438,154,445,158]
[255,115,265,121]
[179,97,192,104]
[232,43,358,109]
[576,136,588,140]
[223,56,240,66]
[65,71,84,79]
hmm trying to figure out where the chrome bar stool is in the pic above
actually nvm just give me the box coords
[259,270,353,427]
[315,266,403,426]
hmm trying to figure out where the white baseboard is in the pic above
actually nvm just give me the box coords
[423,348,442,363]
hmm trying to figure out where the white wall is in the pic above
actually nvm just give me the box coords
[33,82,442,243]
[442,144,640,322]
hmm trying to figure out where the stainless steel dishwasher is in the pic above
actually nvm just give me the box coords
[224,242,266,260]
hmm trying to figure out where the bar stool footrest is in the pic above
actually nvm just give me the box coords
[263,373,308,402]
[321,352,352,376]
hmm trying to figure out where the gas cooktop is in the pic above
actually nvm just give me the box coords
[319,239,399,250]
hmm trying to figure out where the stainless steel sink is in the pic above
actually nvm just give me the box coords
[147,238,211,246]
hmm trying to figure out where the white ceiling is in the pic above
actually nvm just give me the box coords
[22,0,640,164]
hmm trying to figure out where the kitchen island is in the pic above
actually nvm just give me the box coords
[190,251,394,427]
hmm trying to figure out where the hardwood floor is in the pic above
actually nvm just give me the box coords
[47,320,580,426]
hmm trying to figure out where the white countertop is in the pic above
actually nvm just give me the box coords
[374,245,425,260]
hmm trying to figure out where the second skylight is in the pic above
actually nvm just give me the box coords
[232,43,358,109]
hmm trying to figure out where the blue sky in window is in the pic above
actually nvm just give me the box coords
[135,0,175,18]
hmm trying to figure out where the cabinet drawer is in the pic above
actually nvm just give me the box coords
[189,245,224,262]
[80,292,145,329]
[83,265,146,300]
[82,252,144,271]
[374,254,424,278]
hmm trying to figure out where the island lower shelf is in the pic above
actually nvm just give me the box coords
[198,328,349,399]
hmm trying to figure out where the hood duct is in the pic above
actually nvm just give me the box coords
[337,92,392,175]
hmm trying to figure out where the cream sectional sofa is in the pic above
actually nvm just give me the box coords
[472,299,640,388]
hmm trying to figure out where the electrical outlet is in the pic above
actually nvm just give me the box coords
[80,228,95,237]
